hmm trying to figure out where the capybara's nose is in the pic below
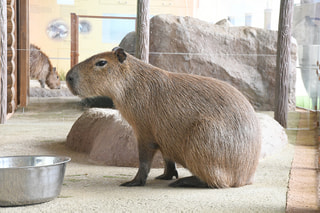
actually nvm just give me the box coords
[66,70,75,86]
[66,69,79,95]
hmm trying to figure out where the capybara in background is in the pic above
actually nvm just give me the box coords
[66,47,261,188]
[29,44,61,89]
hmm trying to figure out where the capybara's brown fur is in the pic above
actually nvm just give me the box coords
[29,44,61,89]
[66,47,261,188]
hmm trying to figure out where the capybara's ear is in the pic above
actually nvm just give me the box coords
[112,47,127,63]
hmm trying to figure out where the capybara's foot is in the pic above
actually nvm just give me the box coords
[156,169,178,180]
[156,160,178,180]
[120,179,146,187]
[169,176,209,188]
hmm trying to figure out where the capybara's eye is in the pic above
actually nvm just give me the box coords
[95,60,107,67]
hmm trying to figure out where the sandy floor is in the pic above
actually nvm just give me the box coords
[0,97,295,212]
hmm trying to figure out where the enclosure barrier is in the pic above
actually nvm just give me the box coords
[70,13,136,68]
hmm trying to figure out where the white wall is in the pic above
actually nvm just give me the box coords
[195,0,281,30]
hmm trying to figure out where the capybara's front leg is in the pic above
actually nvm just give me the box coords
[156,159,178,180]
[120,143,156,187]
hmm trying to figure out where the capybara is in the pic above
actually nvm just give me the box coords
[66,47,261,188]
[29,44,61,89]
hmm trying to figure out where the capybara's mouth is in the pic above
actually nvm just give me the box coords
[66,81,78,96]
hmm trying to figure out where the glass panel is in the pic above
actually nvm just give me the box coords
[27,0,319,131]
[293,1,320,130]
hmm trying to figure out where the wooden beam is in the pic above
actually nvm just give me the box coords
[274,0,294,128]
[70,13,79,68]
[17,0,29,107]
[78,15,136,20]
[135,0,150,63]
[0,0,7,124]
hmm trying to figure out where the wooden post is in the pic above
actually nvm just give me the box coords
[0,0,7,124]
[70,13,79,68]
[135,0,149,63]
[17,0,29,107]
[274,0,294,128]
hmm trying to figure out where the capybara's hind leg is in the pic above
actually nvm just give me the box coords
[169,176,209,188]
[156,159,178,180]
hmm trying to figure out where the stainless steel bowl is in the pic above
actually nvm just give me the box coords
[0,155,71,206]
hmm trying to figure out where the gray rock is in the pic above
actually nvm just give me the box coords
[214,19,233,27]
[66,109,288,167]
[119,15,297,111]
[257,113,288,159]
[66,108,163,167]
[29,80,73,97]
[119,31,136,55]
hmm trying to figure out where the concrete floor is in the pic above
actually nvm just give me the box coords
[0,97,318,212]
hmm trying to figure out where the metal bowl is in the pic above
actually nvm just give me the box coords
[0,155,71,207]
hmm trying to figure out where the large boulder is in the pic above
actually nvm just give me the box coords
[119,15,297,111]
[66,108,163,167]
[258,113,288,158]
[66,109,288,167]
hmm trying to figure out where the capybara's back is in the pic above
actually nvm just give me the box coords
[66,48,261,188]
[29,44,60,89]
[168,76,261,188]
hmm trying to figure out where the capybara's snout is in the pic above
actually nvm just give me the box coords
[66,68,79,95]
[66,69,74,85]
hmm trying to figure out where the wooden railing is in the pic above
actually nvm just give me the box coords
[70,13,136,68]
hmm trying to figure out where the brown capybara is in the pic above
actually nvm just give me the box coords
[29,44,61,89]
[66,47,261,188]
